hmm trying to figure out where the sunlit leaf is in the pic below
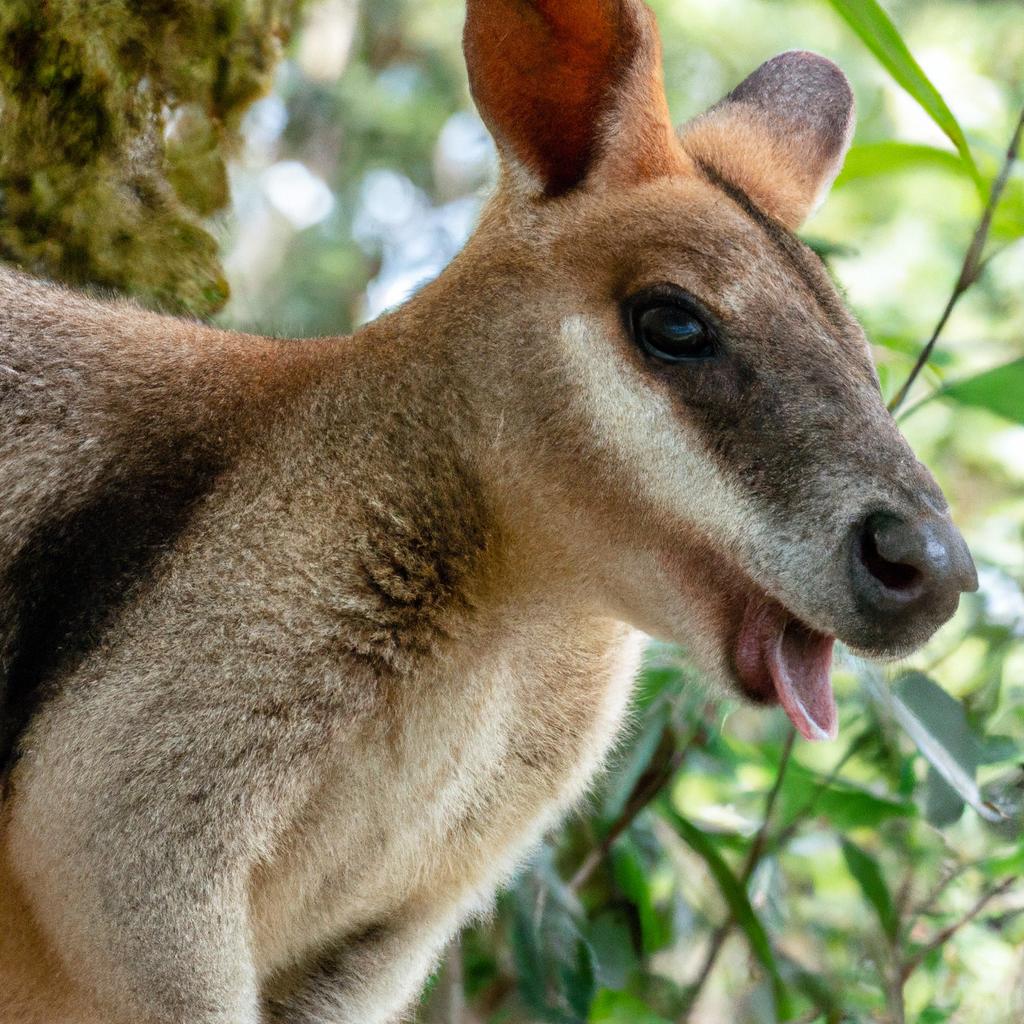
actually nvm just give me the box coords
[837,141,966,185]
[778,760,917,831]
[841,838,899,940]
[940,358,1024,424]
[872,333,954,367]
[589,990,671,1024]
[978,846,1024,879]
[824,0,981,187]
[991,176,1024,241]
[918,1005,957,1024]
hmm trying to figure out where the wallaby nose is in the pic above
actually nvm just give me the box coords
[850,511,978,624]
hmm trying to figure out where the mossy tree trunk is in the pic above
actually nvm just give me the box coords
[0,0,303,315]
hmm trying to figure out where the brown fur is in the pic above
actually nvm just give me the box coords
[0,3,971,1022]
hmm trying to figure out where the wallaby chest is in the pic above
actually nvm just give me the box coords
[247,616,642,977]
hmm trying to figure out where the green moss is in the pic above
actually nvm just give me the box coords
[0,0,302,315]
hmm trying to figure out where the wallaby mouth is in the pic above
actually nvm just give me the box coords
[735,598,837,742]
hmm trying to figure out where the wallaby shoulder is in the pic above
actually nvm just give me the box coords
[0,267,328,775]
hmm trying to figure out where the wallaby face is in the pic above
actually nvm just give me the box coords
[0,3,978,1023]
[463,0,976,741]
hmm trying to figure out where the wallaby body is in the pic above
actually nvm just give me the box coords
[0,248,644,1022]
[1,2,976,1022]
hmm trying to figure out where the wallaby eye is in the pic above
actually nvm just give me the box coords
[626,290,717,363]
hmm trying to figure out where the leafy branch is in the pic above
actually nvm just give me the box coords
[678,729,797,1022]
[899,876,1017,984]
[889,104,1024,413]
[569,719,708,894]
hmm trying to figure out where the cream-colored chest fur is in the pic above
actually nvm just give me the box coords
[248,618,642,979]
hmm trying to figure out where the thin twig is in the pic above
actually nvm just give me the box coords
[885,967,908,1024]
[899,876,1016,982]
[740,728,797,876]
[911,859,971,923]
[893,861,918,927]
[679,729,797,1022]
[767,731,867,857]
[888,104,1024,413]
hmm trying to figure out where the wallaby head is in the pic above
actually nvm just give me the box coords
[454,0,977,740]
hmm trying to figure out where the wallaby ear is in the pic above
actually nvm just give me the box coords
[680,51,855,229]
[464,0,673,197]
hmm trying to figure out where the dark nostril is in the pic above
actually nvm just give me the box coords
[859,516,923,594]
[854,511,930,603]
[849,508,978,632]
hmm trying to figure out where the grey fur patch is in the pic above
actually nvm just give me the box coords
[725,50,855,165]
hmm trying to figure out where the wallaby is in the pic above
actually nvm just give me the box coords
[0,1,977,1021]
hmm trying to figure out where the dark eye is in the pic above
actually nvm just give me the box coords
[632,303,715,362]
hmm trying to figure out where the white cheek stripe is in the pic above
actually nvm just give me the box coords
[556,314,768,554]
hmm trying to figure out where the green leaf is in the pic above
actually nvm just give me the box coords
[660,803,794,1019]
[940,358,1024,425]
[508,854,596,1023]
[589,990,671,1024]
[991,177,1024,242]
[980,768,1024,841]
[585,910,640,991]
[898,673,981,827]
[837,141,966,186]
[979,735,1024,766]
[978,845,1024,879]
[873,332,954,367]
[601,703,670,824]
[841,838,899,940]
[860,667,1005,824]
[824,0,981,187]
[778,759,916,831]
[633,660,689,712]
[610,837,668,955]
[918,1006,956,1024]
[779,953,843,1019]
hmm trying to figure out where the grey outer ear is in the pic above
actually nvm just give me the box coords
[679,51,855,229]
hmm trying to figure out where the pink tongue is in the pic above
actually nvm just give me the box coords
[736,600,837,742]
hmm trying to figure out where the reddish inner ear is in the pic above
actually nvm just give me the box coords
[465,0,639,195]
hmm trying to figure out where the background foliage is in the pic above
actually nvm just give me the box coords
[4,1,1024,1021]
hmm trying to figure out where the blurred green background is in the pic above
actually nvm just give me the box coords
[3,0,1024,1021]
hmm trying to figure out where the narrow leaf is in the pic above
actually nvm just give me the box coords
[779,759,916,831]
[841,838,899,940]
[899,672,980,827]
[661,803,793,1019]
[859,666,1006,823]
[601,703,670,824]
[507,855,596,1023]
[837,141,966,185]
[978,846,1024,879]
[940,358,1024,424]
[610,838,668,955]
[825,0,981,187]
